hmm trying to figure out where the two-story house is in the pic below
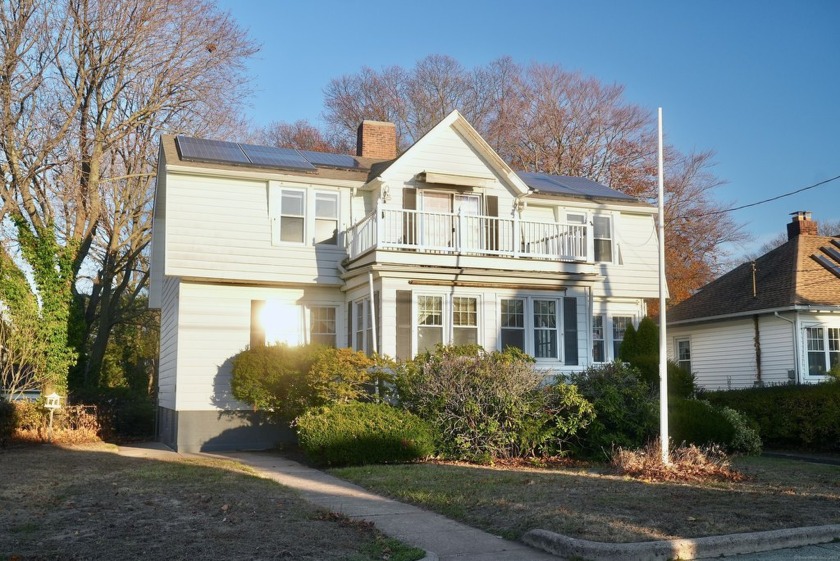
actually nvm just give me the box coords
[150,111,662,452]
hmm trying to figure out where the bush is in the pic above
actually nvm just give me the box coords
[570,362,658,458]
[669,398,734,449]
[517,382,595,458]
[231,345,391,421]
[668,398,762,455]
[296,402,435,467]
[705,382,840,452]
[395,345,555,461]
[0,400,16,446]
[71,387,154,439]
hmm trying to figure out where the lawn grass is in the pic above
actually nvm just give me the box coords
[331,455,840,543]
[0,442,424,561]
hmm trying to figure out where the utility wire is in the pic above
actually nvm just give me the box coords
[683,173,840,219]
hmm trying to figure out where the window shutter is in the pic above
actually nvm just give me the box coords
[402,188,416,245]
[396,290,412,360]
[250,300,266,348]
[563,297,578,366]
[485,195,499,251]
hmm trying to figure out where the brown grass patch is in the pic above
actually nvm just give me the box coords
[612,440,745,483]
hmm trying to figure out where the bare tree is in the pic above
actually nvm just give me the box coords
[0,0,258,392]
[256,120,351,153]
[322,56,742,306]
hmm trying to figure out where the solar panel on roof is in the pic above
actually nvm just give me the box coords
[518,172,637,201]
[298,150,361,170]
[176,136,250,165]
[240,144,315,171]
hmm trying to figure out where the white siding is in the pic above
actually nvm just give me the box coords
[173,282,344,411]
[157,276,179,409]
[669,319,758,390]
[164,174,347,286]
[758,315,796,385]
[596,212,660,299]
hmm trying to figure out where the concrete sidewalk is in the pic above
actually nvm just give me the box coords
[215,450,559,561]
[116,444,840,560]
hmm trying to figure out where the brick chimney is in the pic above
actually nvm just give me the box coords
[787,211,818,240]
[356,120,396,160]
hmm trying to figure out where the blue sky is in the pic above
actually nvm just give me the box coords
[216,0,839,257]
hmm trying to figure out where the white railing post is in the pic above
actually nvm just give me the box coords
[375,199,383,251]
[513,212,520,257]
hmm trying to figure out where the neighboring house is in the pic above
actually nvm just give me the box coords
[667,212,840,390]
[149,110,661,452]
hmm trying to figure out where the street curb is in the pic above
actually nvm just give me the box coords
[522,524,840,560]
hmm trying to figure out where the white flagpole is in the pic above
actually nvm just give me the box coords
[658,107,669,464]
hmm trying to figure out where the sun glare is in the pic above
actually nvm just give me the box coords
[260,300,302,346]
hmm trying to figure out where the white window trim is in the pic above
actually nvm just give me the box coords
[675,337,691,373]
[592,214,615,264]
[804,324,840,377]
[306,304,340,347]
[413,292,483,353]
[269,182,342,247]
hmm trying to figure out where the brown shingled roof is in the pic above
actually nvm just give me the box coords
[668,234,840,323]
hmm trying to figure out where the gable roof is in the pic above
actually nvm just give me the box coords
[668,233,840,324]
[373,110,531,196]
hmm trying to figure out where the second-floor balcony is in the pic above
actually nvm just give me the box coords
[345,205,592,263]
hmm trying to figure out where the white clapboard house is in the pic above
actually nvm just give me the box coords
[668,212,840,390]
[149,111,662,452]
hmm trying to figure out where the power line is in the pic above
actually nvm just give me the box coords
[685,173,840,219]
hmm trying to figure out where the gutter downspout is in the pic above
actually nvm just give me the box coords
[774,311,799,384]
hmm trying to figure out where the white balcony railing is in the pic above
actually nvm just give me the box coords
[345,205,590,262]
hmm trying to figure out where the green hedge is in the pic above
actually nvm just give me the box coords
[296,402,436,467]
[704,383,840,452]
[669,399,761,454]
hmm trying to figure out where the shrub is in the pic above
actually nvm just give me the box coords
[570,362,658,458]
[12,399,44,431]
[71,387,154,439]
[518,382,595,457]
[395,345,552,461]
[230,344,316,419]
[296,402,435,467]
[705,382,840,452]
[0,400,16,446]
[231,345,391,421]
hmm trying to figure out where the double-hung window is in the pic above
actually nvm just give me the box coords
[533,299,559,359]
[353,298,374,354]
[807,327,840,376]
[309,306,337,347]
[592,315,605,362]
[271,185,341,246]
[452,297,478,345]
[500,299,525,352]
[676,338,691,374]
[593,215,613,263]
[417,296,443,353]
[279,190,305,243]
[612,316,632,359]
[314,192,339,245]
